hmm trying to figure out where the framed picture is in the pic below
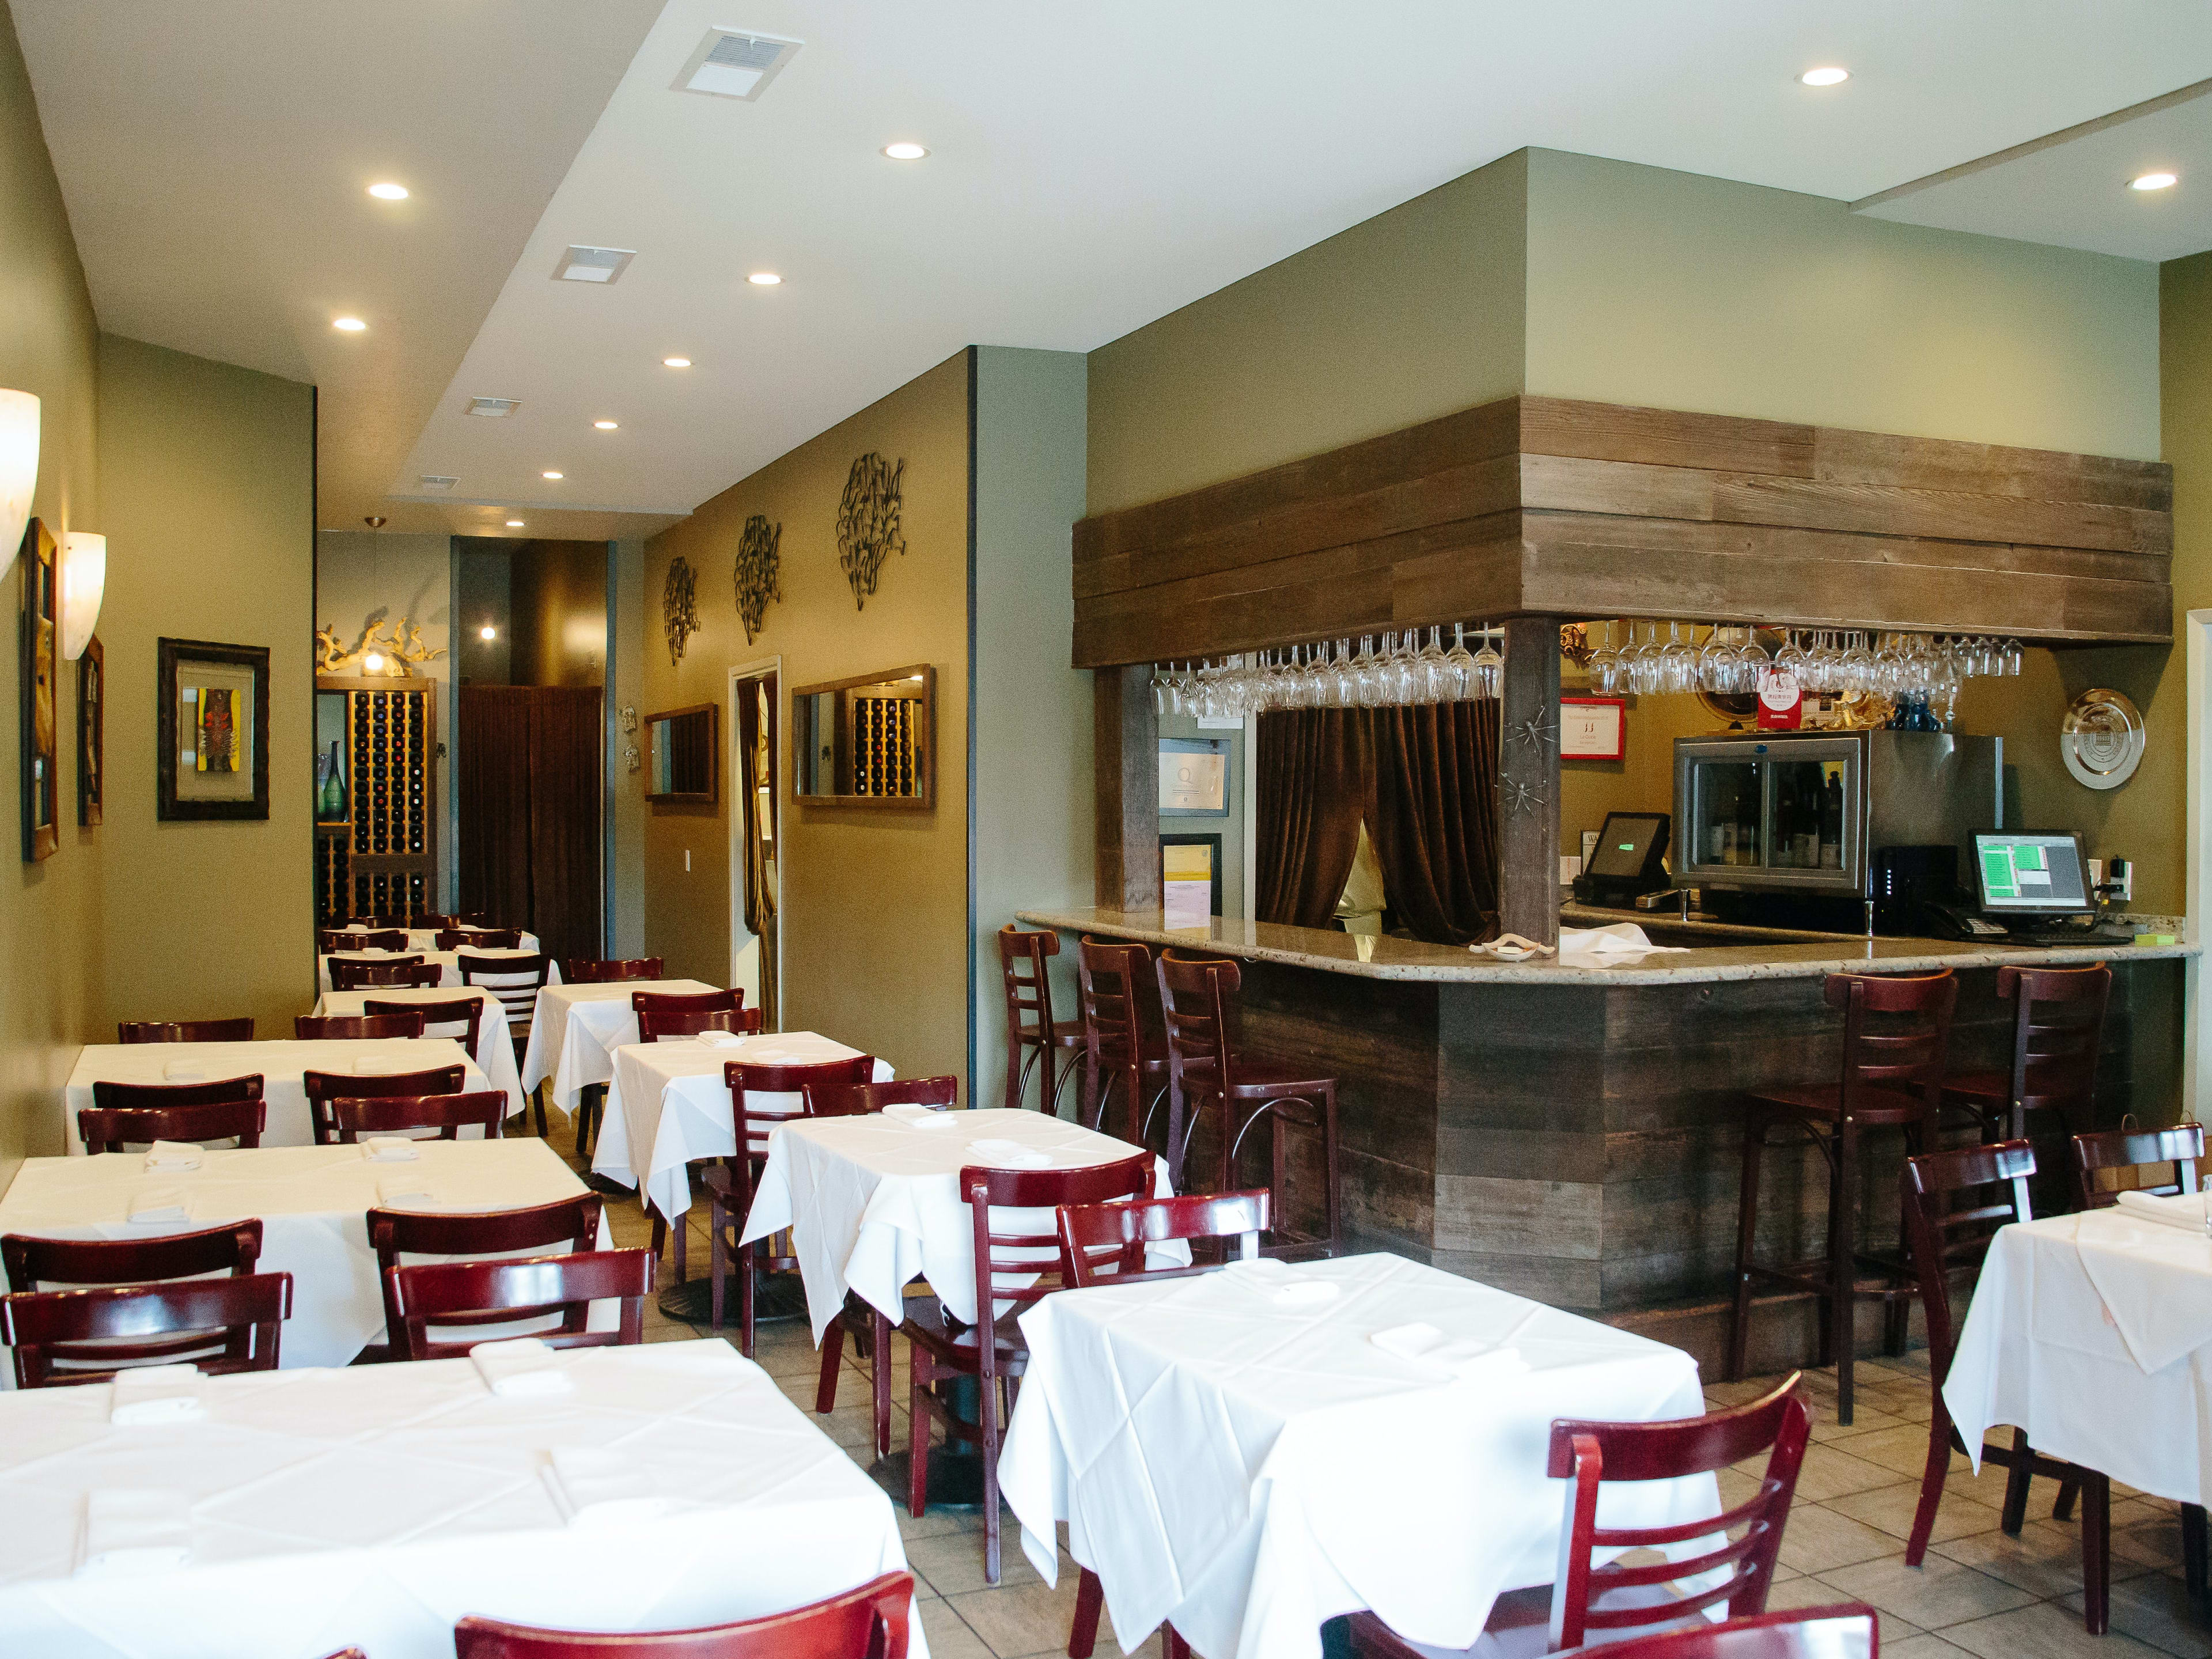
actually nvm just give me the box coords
[1159,737,1229,817]
[20,517,56,861]
[157,638,271,821]
[1561,696,1627,761]
[1160,831,1224,927]
[77,634,103,827]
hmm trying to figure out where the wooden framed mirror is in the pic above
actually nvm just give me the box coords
[644,703,717,804]
[791,663,934,809]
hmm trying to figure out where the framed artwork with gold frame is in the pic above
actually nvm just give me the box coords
[78,634,103,827]
[19,517,57,861]
[157,637,270,821]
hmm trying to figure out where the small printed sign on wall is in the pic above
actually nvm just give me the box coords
[1560,697,1626,760]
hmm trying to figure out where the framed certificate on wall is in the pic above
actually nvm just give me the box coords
[1560,697,1626,761]
[1158,737,1229,816]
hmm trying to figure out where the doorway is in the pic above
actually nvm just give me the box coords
[729,660,781,1029]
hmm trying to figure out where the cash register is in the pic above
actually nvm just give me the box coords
[1926,831,2130,944]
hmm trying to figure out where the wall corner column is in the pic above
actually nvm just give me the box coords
[1495,616,1560,946]
[1093,665,1158,911]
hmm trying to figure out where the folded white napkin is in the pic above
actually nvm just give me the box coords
[376,1176,443,1209]
[1558,924,1690,958]
[127,1188,191,1226]
[143,1141,202,1173]
[547,1447,670,1528]
[361,1135,419,1162]
[693,1029,745,1049]
[884,1103,960,1128]
[964,1137,1052,1171]
[77,1488,192,1578]
[109,1365,206,1426]
[352,1054,407,1074]
[1370,1320,1531,1382]
[159,1060,206,1083]
[2113,1189,2210,1233]
[472,1337,574,1397]
[1226,1256,1343,1306]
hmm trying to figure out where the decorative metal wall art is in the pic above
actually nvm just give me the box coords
[662,555,699,665]
[734,514,783,643]
[19,517,56,859]
[836,452,906,610]
[315,615,446,677]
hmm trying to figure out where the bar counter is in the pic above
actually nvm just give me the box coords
[1016,906,2193,1362]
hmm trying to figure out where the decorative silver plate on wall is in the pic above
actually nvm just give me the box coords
[2061,688,2145,790]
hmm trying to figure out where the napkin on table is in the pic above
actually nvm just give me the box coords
[473,1336,574,1397]
[1370,1320,1531,1382]
[109,1365,207,1426]
[1226,1255,1342,1306]
[547,1447,671,1527]
[361,1135,419,1162]
[159,1060,206,1084]
[884,1103,961,1129]
[376,1176,444,1209]
[694,1030,746,1049]
[353,1054,408,1075]
[2112,1189,2210,1233]
[127,1188,191,1225]
[143,1141,202,1173]
[964,1138,1052,1171]
[77,1488,193,1577]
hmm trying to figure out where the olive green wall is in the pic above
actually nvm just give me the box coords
[0,0,102,1177]
[642,353,972,1093]
[94,335,316,1055]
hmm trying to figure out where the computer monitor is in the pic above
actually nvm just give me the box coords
[1584,812,1671,888]
[1972,831,2093,918]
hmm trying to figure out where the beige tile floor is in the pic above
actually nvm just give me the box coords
[562,1126,2206,1659]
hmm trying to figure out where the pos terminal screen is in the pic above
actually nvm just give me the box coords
[1974,833,2091,915]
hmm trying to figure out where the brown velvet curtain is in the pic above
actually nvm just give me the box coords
[459,684,604,967]
[736,675,779,1030]
[1255,702,1501,945]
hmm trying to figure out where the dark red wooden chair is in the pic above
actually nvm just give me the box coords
[0,1272,293,1388]
[366,1195,603,1359]
[385,1247,654,1361]
[2071,1122,2204,1210]
[81,1078,266,1152]
[329,959,442,991]
[813,1075,959,1115]
[323,928,406,953]
[296,1012,427,1041]
[442,927,524,950]
[460,952,555,1133]
[1900,1139,2107,1630]
[116,1018,255,1044]
[1729,969,1957,1424]
[907,1153,1153,1584]
[364,994,484,1056]
[1550,1606,1879,1659]
[452,1569,914,1659]
[632,988,740,1015]
[566,956,666,983]
[303,1063,466,1145]
[999,924,1085,1113]
[1077,937,1172,1150]
[1349,1373,1809,1659]
[1157,949,1342,1260]
[332,1089,505,1143]
[1941,963,2109,1145]
[2,1221,266,1384]
[637,1006,764,1041]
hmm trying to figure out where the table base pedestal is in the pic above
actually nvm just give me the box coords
[657,1272,809,1328]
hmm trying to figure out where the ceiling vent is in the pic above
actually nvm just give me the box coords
[465,397,519,418]
[674,28,800,100]
[418,475,458,493]
[554,245,636,284]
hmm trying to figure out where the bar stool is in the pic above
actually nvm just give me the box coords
[1942,963,2109,1212]
[1729,969,1957,1425]
[1157,949,1342,1257]
[997,925,1084,1113]
[1075,936,1171,1150]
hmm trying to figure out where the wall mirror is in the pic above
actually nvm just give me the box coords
[645,703,717,803]
[792,663,934,809]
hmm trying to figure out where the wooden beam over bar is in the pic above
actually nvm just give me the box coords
[1092,665,1159,911]
[1495,615,1562,948]
[1070,396,2174,668]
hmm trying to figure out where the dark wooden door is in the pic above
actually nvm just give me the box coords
[458,685,602,964]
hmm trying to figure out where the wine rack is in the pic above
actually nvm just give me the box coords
[315,677,435,926]
[851,695,918,798]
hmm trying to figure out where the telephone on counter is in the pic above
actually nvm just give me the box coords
[1922,902,2009,940]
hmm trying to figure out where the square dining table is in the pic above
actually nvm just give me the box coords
[0,1339,923,1659]
[521,977,721,1118]
[316,946,562,994]
[63,1037,491,1151]
[999,1252,1719,1659]
[0,1138,608,1372]
[313,984,524,1116]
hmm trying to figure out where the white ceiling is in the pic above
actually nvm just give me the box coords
[18,2,2212,541]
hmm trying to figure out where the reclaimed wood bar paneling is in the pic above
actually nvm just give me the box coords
[1070,395,2175,667]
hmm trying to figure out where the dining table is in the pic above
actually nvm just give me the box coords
[0,1338,924,1659]
[328,923,543,956]
[0,1138,610,1374]
[63,1037,492,1152]
[313,984,525,1117]
[998,1251,1720,1659]
[316,946,561,994]
[521,977,721,1119]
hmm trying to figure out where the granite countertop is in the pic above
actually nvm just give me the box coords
[1016,907,2197,986]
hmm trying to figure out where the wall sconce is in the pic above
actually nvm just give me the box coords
[59,531,105,660]
[0,389,41,577]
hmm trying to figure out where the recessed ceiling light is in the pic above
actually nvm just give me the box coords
[663,357,691,368]
[505,519,525,528]
[332,316,367,332]
[479,625,498,641]
[367,182,409,200]
[1799,66,1850,86]
[2130,171,2179,192]
[554,245,636,284]
[542,470,564,480]
[593,419,619,430]
[882,142,928,161]
[747,271,782,286]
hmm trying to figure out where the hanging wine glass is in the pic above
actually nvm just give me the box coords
[1444,623,1478,700]
[1472,626,1505,699]
[1587,621,1619,695]
[1696,623,1734,695]
[1416,626,1450,703]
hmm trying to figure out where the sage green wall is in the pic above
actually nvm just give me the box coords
[0,0,101,1177]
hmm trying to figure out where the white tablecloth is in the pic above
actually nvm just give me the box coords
[741,1108,1179,1338]
[316,949,562,994]
[522,979,721,1115]
[330,925,541,956]
[313,987,524,1117]
[594,1032,890,1225]
[0,1339,923,1659]
[999,1252,1718,1659]
[0,1139,607,1373]
[1944,1209,2211,1510]
[63,1039,491,1153]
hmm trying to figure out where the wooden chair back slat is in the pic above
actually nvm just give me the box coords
[1825,971,1957,1118]
[810,1075,959,1116]
[2,1221,266,1376]
[631,989,740,1016]
[997,926,1060,1036]
[331,960,442,990]
[440,928,522,950]
[323,928,406,952]
[368,1195,602,1350]
[363,995,483,1054]
[0,1271,293,1387]
[1902,1139,2035,1390]
[1553,1606,1877,1659]
[637,1006,765,1041]
[81,1080,266,1153]
[332,1089,505,1142]
[452,1569,915,1659]
[1157,949,1237,1095]
[296,1012,427,1041]
[2071,1122,2203,1210]
[458,953,554,1044]
[1059,1190,1268,1287]
[302,1064,467,1146]
[386,1248,653,1360]
[565,956,665,983]
[116,1018,255,1044]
